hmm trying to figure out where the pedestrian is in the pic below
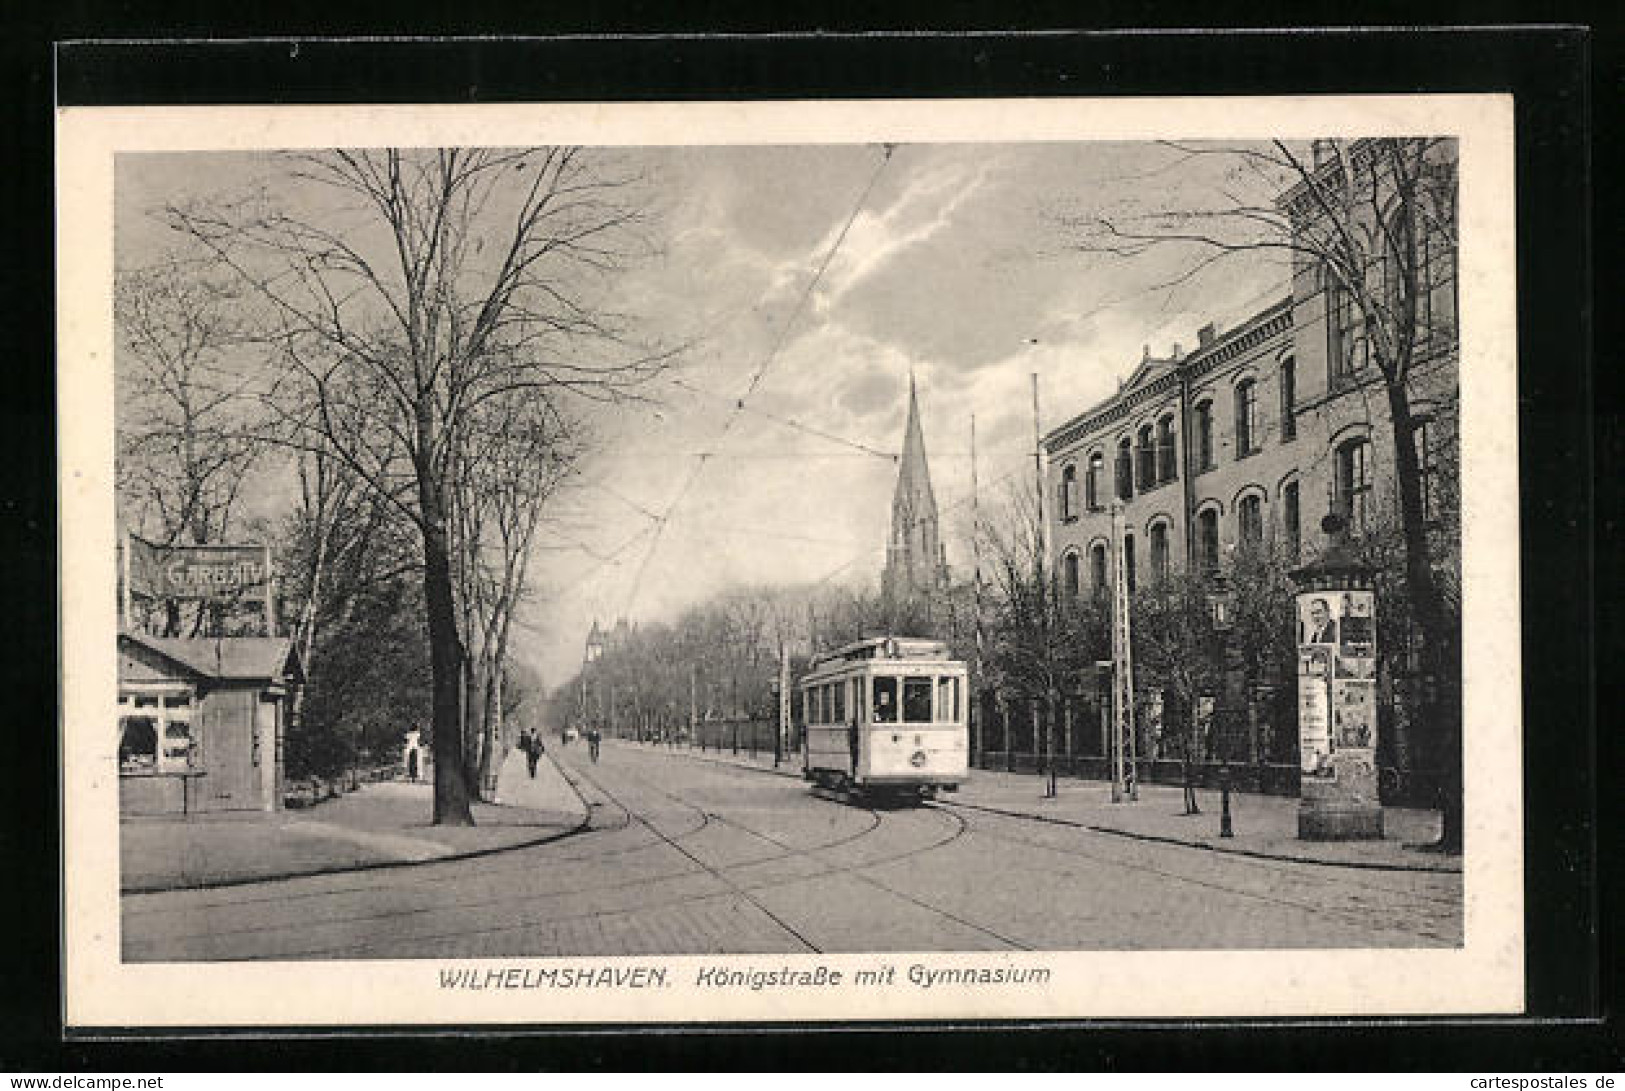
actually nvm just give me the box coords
[587,726,602,763]
[523,728,541,779]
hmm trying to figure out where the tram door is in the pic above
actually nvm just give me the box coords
[847,674,863,776]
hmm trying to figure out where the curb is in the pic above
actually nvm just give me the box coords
[624,742,1460,875]
[941,798,1462,874]
[121,794,593,897]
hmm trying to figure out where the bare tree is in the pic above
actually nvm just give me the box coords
[1064,137,1462,846]
[166,148,674,825]
[115,263,275,635]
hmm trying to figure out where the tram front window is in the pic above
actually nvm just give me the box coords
[903,676,933,723]
[937,675,960,724]
[872,676,898,723]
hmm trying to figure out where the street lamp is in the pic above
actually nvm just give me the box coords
[1206,572,1236,837]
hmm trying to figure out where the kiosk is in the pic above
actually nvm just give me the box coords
[117,633,302,816]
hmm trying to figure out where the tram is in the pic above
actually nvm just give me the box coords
[800,636,968,802]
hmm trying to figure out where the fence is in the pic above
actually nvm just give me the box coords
[972,689,1438,808]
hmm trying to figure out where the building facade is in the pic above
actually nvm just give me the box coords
[1041,138,1460,789]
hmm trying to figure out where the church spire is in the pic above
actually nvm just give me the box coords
[883,372,948,622]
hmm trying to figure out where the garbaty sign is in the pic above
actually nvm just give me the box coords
[127,536,270,602]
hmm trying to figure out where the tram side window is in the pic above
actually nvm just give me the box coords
[872,676,899,723]
[823,683,836,723]
[936,676,960,724]
[833,678,846,722]
[902,676,934,723]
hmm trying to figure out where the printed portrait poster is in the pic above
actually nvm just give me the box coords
[1299,593,1342,646]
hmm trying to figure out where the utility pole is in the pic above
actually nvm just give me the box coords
[1032,372,1057,799]
[1110,500,1139,802]
[689,663,697,749]
[776,639,790,768]
[970,415,985,767]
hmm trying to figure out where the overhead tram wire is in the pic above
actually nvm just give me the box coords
[616,143,898,620]
[666,376,897,461]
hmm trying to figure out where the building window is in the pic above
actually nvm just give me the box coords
[1194,401,1214,470]
[1282,479,1301,562]
[1280,357,1297,441]
[1157,414,1178,483]
[1149,522,1170,583]
[1062,550,1081,599]
[118,686,195,773]
[1085,451,1103,511]
[1090,543,1107,597]
[1416,419,1440,521]
[1115,437,1134,501]
[1136,425,1156,491]
[1235,379,1259,457]
[1122,532,1136,594]
[1198,508,1220,574]
[1060,464,1078,521]
[1336,437,1372,531]
[1238,494,1263,552]
[1330,282,1370,385]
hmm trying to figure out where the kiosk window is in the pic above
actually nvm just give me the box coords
[120,716,158,771]
[903,677,934,723]
[872,676,898,723]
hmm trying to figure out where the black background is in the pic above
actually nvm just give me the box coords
[3,8,1608,1073]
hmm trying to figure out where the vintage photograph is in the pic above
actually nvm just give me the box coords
[60,97,1522,1024]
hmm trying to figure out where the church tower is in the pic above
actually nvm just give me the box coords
[882,373,949,620]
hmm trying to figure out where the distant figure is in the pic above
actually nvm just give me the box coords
[407,747,419,782]
[587,726,602,763]
[523,729,542,779]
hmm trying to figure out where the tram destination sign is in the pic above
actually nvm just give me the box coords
[127,537,270,602]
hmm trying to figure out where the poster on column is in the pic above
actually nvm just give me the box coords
[1336,589,1377,677]
[1297,648,1332,777]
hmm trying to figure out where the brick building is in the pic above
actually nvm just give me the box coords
[1039,139,1459,790]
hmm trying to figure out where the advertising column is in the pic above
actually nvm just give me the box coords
[1290,526,1384,840]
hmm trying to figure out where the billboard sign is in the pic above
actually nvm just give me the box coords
[127,537,271,603]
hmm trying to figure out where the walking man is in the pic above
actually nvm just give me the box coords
[523,728,542,779]
[587,726,602,763]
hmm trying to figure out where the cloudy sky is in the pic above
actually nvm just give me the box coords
[117,141,1290,692]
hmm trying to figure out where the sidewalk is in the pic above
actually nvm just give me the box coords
[621,738,1460,873]
[120,749,588,893]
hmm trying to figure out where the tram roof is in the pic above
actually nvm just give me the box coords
[807,635,958,672]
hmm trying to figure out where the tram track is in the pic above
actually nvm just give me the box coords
[177,755,981,960]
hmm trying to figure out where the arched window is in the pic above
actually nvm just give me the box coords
[1085,451,1103,511]
[1062,550,1081,599]
[1123,532,1137,594]
[1148,521,1170,583]
[1238,493,1264,552]
[1060,464,1078,521]
[1282,479,1302,562]
[1136,424,1156,491]
[1157,413,1177,483]
[1194,400,1214,470]
[1197,507,1220,574]
[1115,437,1134,501]
[1089,542,1108,597]
[1279,357,1297,441]
[1331,283,1370,385]
[1336,437,1373,530]
[1235,379,1259,457]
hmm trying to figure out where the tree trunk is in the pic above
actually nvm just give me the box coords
[418,462,476,828]
[1383,380,1460,849]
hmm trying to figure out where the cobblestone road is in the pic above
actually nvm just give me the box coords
[122,740,1461,961]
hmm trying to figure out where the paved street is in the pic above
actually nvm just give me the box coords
[122,740,1461,961]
